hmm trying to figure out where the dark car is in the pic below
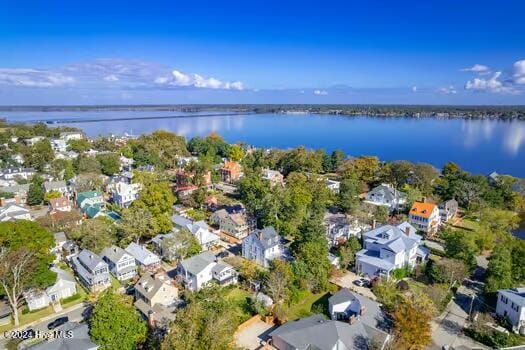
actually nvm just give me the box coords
[216,251,229,259]
[47,316,69,330]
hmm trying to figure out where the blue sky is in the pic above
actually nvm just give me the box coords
[1,0,524,105]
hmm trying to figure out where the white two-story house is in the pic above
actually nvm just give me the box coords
[364,184,406,211]
[356,222,429,278]
[110,182,142,208]
[496,288,525,334]
[408,202,441,233]
[101,245,137,281]
[242,227,283,268]
[71,249,111,292]
[177,251,238,291]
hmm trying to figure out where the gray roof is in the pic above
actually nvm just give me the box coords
[76,249,107,272]
[43,181,67,192]
[50,266,75,283]
[367,184,406,202]
[101,245,130,264]
[29,322,98,350]
[270,314,389,350]
[125,243,160,266]
[355,249,395,271]
[329,288,357,306]
[180,251,216,275]
[0,184,30,193]
[171,214,192,228]
[211,262,233,274]
[249,226,280,249]
[54,232,67,243]
[499,288,525,307]
[363,223,421,252]
[135,272,174,301]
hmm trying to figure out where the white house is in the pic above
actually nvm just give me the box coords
[242,227,283,268]
[24,290,50,311]
[111,182,141,208]
[408,202,441,233]
[126,242,161,271]
[71,249,111,292]
[496,288,525,334]
[101,245,137,281]
[25,136,45,147]
[326,179,340,194]
[46,266,77,303]
[177,251,238,291]
[172,215,221,250]
[0,167,35,180]
[52,138,68,153]
[356,222,429,278]
[0,204,31,222]
[60,131,84,141]
[364,183,406,211]
[43,181,69,197]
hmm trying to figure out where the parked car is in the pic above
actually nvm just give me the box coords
[47,316,69,330]
[216,251,229,259]
[353,278,370,287]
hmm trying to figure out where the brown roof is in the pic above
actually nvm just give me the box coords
[49,197,71,209]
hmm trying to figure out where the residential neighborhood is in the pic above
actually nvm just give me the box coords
[0,122,523,350]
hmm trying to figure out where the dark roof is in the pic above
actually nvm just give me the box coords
[29,322,98,350]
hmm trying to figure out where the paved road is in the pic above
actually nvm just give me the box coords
[429,283,488,350]
[0,302,89,349]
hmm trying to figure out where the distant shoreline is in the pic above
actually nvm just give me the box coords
[1,104,525,120]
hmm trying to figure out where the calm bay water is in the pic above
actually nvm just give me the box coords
[3,111,525,177]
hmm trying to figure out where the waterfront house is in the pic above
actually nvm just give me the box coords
[408,201,441,233]
[438,199,458,222]
[356,222,429,278]
[71,249,111,292]
[177,251,238,291]
[364,183,406,211]
[242,227,283,268]
[220,160,242,183]
[60,131,84,141]
[496,288,525,334]
[126,242,161,271]
[134,271,179,327]
[101,245,137,281]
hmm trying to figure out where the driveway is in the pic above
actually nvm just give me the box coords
[234,319,277,350]
[330,271,376,300]
[429,284,489,350]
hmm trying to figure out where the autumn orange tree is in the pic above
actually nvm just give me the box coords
[393,293,435,350]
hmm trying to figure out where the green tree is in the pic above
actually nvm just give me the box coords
[443,230,478,267]
[67,138,90,153]
[133,181,176,234]
[265,260,294,303]
[228,144,245,161]
[70,217,117,253]
[0,221,56,325]
[485,245,514,293]
[393,294,435,350]
[336,236,362,269]
[330,149,345,172]
[117,206,156,245]
[96,153,120,176]
[338,177,360,213]
[43,190,62,204]
[27,175,44,206]
[28,139,54,171]
[168,228,201,261]
[90,290,148,350]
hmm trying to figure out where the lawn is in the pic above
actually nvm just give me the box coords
[0,306,55,333]
[225,287,254,323]
[283,284,338,320]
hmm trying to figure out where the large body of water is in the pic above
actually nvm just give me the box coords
[3,110,525,177]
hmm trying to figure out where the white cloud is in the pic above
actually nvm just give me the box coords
[0,59,244,91]
[411,86,418,92]
[0,68,75,87]
[462,64,490,74]
[154,69,244,90]
[465,71,517,94]
[512,60,525,85]
[103,74,119,82]
[313,89,328,95]
[437,85,457,94]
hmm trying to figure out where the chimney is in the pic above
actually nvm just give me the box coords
[359,307,365,316]
[404,226,410,236]
[372,220,376,229]
[147,311,156,328]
